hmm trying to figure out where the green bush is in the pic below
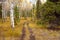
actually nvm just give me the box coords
[36,1,60,28]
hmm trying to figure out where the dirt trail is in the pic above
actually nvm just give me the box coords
[20,22,36,40]
[20,23,26,40]
[0,19,60,40]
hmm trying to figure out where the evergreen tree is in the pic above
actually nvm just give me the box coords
[36,0,60,28]
[36,0,41,19]
[14,5,20,25]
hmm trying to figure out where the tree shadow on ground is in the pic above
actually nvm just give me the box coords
[47,26,60,31]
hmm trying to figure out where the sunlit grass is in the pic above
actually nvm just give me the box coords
[0,17,60,37]
[0,17,34,37]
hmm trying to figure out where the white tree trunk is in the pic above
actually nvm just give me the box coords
[10,3,14,28]
[19,10,21,19]
[2,3,6,22]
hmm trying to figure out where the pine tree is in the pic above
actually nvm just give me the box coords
[14,5,20,25]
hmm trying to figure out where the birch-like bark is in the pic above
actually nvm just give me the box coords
[2,2,6,22]
[10,3,14,28]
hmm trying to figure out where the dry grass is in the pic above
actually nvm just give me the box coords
[0,17,60,40]
[0,17,36,37]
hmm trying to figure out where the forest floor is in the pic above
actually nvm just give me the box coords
[0,17,60,40]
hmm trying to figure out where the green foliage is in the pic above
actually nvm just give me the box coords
[36,0,41,19]
[56,2,60,14]
[14,5,20,25]
[40,2,56,22]
[36,1,60,27]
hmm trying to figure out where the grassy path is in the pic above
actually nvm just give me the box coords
[0,18,60,40]
[20,22,36,40]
